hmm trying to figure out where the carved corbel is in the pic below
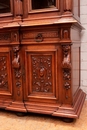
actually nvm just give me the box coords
[12,45,20,69]
[62,45,71,68]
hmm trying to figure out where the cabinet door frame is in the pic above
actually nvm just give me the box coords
[23,0,62,19]
[24,45,59,103]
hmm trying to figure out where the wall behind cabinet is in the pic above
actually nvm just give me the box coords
[80,0,87,98]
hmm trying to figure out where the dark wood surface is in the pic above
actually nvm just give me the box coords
[0,0,86,119]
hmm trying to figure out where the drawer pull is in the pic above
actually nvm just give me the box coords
[35,33,43,42]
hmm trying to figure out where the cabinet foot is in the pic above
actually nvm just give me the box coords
[61,117,74,123]
[16,112,27,117]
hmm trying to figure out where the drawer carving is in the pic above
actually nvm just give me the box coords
[0,33,11,41]
[22,31,60,40]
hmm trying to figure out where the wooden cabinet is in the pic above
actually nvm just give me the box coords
[0,0,86,119]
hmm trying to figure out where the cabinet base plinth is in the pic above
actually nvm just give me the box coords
[52,90,86,118]
[6,101,27,112]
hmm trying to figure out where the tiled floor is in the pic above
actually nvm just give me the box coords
[0,101,87,130]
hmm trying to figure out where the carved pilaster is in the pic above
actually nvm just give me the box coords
[14,0,23,17]
[64,0,72,13]
[61,44,72,100]
[12,45,22,98]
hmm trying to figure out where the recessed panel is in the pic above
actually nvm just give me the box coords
[25,48,58,101]
[0,49,12,96]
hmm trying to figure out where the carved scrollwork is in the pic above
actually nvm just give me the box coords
[32,55,52,93]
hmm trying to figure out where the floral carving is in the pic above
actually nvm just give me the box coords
[32,55,52,92]
[63,69,71,80]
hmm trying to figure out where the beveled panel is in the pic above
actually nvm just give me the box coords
[25,47,58,101]
[0,47,12,96]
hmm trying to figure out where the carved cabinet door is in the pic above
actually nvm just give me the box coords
[0,47,13,107]
[22,45,60,104]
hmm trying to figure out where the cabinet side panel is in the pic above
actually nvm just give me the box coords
[73,0,80,21]
[72,45,80,96]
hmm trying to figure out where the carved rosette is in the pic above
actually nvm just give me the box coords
[61,44,72,99]
[0,57,8,89]
[31,55,52,93]
[12,46,22,96]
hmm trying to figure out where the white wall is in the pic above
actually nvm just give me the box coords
[80,0,87,97]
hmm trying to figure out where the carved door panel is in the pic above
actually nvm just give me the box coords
[24,45,59,103]
[0,47,13,100]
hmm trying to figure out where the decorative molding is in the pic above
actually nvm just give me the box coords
[31,55,52,92]
[22,31,60,39]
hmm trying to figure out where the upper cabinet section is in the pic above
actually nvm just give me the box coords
[0,0,80,25]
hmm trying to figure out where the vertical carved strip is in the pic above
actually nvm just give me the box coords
[12,45,22,97]
[64,0,72,12]
[61,44,72,99]
[14,0,23,17]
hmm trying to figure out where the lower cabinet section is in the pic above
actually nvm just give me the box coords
[0,24,86,120]
[0,44,85,119]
